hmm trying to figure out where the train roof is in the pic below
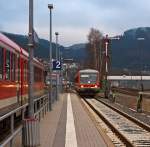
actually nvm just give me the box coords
[0,32,21,53]
[79,69,99,73]
[0,32,44,69]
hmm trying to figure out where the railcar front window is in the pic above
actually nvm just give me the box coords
[80,73,97,84]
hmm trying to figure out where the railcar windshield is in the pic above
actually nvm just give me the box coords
[80,73,97,84]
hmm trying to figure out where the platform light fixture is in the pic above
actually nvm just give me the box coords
[48,3,54,110]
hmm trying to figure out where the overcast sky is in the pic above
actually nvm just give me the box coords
[0,0,150,46]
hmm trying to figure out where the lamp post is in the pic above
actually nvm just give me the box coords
[55,32,59,101]
[28,0,34,117]
[55,32,59,60]
[48,4,53,110]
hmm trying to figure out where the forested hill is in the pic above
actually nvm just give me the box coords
[3,27,150,71]
[3,32,64,60]
[3,32,87,63]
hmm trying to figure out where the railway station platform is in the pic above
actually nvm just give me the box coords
[40,93,108,147]
[11,93,109,147]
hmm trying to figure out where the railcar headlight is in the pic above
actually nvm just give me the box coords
[94,85,98,88]
[80,85,84,88]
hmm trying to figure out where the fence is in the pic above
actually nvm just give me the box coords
[0,94,49,147]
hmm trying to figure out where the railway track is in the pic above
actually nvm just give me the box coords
[83,97,150,147]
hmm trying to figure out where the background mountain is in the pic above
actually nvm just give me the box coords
[3,32,65,61]
[3,32,87,63]
[63,43,88,62]
[111,27,150,71]
[2,27,150,72]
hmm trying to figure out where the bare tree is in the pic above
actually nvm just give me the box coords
[86,28,103,70]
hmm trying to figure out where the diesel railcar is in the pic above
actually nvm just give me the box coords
[0,32,45,110]
[75,69,101,96]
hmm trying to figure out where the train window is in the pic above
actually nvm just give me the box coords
[38,69,41,82]
[39,69,42,81]
[34,66,37,82]
[38,69,40,81]
[18,57,20,81]
[41,70,43,81]
[24,61,27,81]
[14,54,16,81]
[0,47,3,79]
[15,55,18,81]
[25,61,26,81]
[34,67,41,82]
[26,61,28,81]
[24,61,26,81]
[6,50,10,80]
[11,53,16,81]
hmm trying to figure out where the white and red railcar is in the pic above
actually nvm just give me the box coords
[0,32,45,109]
[75,69,101,96]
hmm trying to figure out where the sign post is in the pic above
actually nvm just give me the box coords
[52,60,61,101]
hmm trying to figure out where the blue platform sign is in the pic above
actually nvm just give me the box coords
[52,60,61,70]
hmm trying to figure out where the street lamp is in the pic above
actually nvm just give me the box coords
[48,4,53,111]
[55,32,59,101]
[55,32,59,60]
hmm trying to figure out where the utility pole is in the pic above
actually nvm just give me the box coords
[28,0,34,117]
[23,1,40,146]
[48,4,53,110]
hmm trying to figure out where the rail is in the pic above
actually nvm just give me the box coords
[83,98,133,146]
[96,98,150,132]
[0,94,49,147]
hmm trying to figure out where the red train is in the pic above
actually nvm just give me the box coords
[0,32,45,110]
[75,69,101,96]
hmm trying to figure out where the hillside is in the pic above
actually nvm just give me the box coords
[3,32,65,61]
[2,27,150,71]
[111,27,150,71]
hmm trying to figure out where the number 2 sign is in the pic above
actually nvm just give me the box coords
[52,60,61,70]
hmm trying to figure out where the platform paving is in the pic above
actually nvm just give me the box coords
[44,93,107,147]
[71,93,107,147]
[40,93,65,147]
[7,92,108,147]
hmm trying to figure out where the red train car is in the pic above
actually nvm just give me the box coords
[0,32,45,109]
[75,69,101,96]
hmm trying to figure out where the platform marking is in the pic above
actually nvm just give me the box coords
[65,93,78,147]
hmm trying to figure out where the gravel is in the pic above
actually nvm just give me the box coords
[98,97,150,126]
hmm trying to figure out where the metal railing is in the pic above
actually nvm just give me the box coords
[0,94,49,147]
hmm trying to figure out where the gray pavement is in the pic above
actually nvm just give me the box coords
[7,93,107,147]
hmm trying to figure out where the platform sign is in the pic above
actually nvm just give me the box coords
[52,60,61,70]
